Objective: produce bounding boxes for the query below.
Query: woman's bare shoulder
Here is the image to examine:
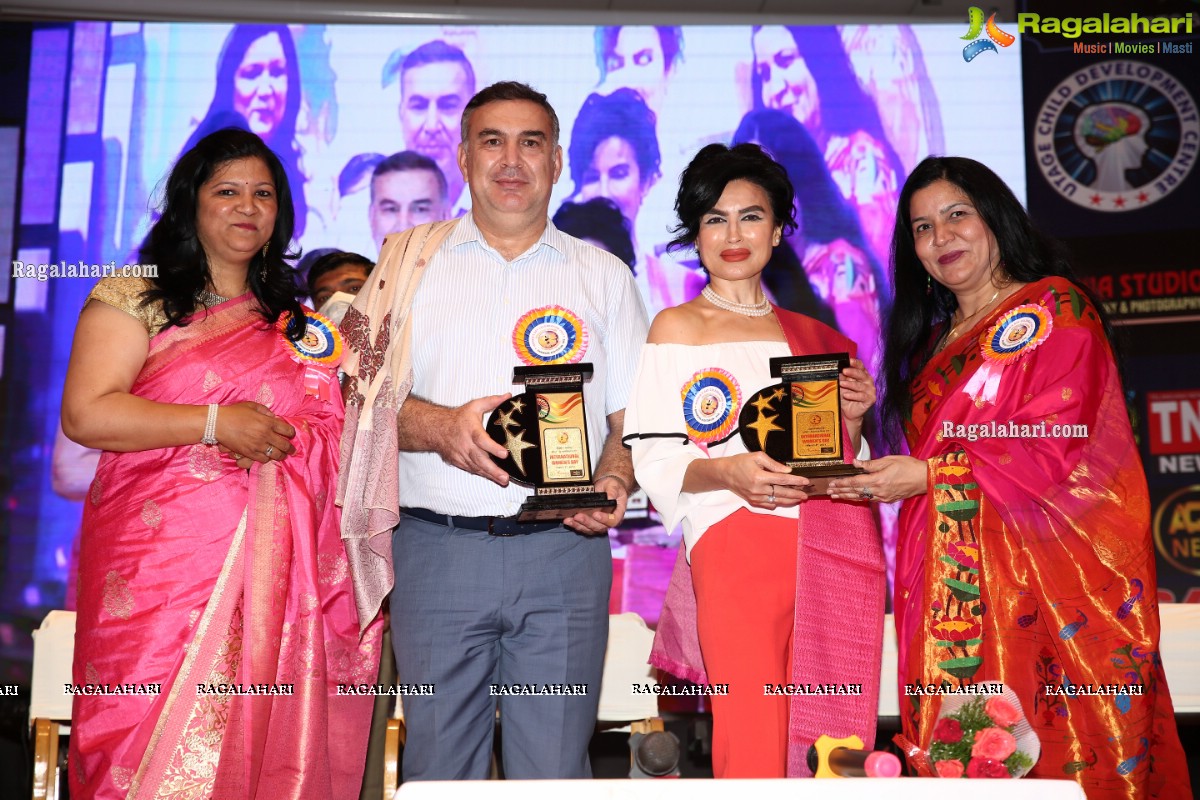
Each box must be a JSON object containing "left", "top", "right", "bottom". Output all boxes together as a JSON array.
[{"left": 647, "top": 302, "right": 708, "bottom": 345}]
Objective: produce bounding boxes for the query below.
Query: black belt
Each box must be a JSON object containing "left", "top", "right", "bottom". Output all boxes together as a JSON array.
[{"left": 401, "top": 507, "right": 563, "bottom": 536}]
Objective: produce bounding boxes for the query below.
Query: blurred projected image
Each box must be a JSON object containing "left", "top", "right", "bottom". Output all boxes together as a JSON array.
[{"left": 7, "top": 21, "right": 1022, "bottom": 623}]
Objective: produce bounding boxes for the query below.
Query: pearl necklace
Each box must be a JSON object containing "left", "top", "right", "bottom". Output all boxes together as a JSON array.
[{"left": 702, "top": 285, "right": 772, "bottom": 317}]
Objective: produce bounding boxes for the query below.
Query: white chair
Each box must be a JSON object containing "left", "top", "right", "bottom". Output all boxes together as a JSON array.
[
  {"left": 29, "top": 610, "right": 76, "bottom": 800},
  {"left": 596, "top": 612, "right": 660, "bottom": 728}
]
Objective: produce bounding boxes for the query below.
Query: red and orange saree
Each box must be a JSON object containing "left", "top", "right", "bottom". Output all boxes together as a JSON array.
[
  {"left": 895, "top": 277, "right": 1189, "bottom": 796},
  {"left": 69, "top": 292, "right": 379, "bottom": 799}
]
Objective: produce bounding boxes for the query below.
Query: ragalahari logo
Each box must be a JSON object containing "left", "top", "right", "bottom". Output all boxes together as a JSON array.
[{"left": 961, "top": 6, "right": 1016, "bottom": 61}]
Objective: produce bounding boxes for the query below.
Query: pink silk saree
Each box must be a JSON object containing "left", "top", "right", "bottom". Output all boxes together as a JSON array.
[
  {"left": 68, "top": 294, "right": 380, "bottom": 799},
  {"left": 895, "top": 277, "right": 1189, "bottom": 796}
]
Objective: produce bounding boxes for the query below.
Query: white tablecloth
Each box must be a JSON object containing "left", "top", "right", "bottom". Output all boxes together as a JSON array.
[{"left": 397, "top": 778, "right": 1087, "bottom": 799}]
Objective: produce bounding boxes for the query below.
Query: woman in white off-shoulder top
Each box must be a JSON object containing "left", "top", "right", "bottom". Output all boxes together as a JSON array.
[{"left": 624, "top": 143, "right": 884, "bottom": 779}]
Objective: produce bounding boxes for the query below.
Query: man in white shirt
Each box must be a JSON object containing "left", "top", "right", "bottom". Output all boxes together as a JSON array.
[{"left": 384, "top": 81, "right": 648, "bottom": 780}]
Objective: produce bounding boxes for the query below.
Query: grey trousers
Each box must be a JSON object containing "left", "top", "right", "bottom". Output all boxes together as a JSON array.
[{"left": 390, "top": 512, "right": 611, "bottom": 780}]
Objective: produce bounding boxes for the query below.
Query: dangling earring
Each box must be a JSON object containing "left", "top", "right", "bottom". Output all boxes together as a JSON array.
[
  {"left": 926, "top": 274, "right": 932, "bottom": 295},
  {"left": 261, "top": 242, "right": 269, "bottom": 281}
]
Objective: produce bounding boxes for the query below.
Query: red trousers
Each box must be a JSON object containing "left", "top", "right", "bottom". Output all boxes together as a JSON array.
[{"left": 690, "top": 509, "right": 797, "bottom": 778}]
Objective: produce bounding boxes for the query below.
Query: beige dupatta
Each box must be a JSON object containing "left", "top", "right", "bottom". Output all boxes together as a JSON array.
[{"left": 336, "top": 219, "right": 459, "bottom": 630}]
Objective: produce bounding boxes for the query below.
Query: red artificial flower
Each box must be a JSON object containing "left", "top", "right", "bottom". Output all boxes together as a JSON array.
[
  {"left": 966, "top": 757, "right": 1010, "bottom": 778},
  {"left": 932, "top": 717, "right": 963, "bottom": 744},
  {"left": 985, "top": 697, "right": 1021, "bottom": 727},
  {"left": 930, "top": 615, "right": 982, "bottom": 643},
  {"left": 935, "top": 759, "right": 966, "bottom": 778},
  {"left": 947, "top": 540, "right": 980, "bottom": 571},
  {"left": 971, "top": 727, "right": 1018, "bottom": 762}
]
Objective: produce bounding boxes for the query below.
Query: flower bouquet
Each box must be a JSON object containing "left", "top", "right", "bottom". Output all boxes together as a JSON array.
[{"left": 929, "top": 682, "right": 1040, "bottom": 778}]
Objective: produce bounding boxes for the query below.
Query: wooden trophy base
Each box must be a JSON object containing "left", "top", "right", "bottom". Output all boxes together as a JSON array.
[
  {"left": 791, "top": 462, "right": 867, "bottom": 497},
  {"left": 516, "top": 491, "right": 617, "bottom": 523}
]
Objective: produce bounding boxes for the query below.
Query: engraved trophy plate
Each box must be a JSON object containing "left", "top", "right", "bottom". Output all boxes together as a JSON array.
[
  {"left": 738, "top": 353, "right": 866, "bottom": 496},
  {"left": 486, "top": 364, "right": 616, "bottom": 524}
]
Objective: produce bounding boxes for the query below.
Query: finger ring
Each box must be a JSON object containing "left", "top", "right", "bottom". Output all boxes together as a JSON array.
[
  {"left": 860, "top": 487, "right": 873, "bottom": 500},
  {"left": 768, "top": 488, "right": 775, "bottom": 503},
  {"left": 265, "top": 446, "right": 274, "bottom": 458}
]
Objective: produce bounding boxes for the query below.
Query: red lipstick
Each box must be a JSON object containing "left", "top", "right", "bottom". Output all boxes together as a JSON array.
[
  {"left": 721, "top": 248, "right": 751, "bottom": 261},
  {"left": 937, "top": 251, "right": 964, "bottom": 265}
]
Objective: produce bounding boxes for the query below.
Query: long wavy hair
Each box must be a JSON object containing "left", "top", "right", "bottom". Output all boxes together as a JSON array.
[
  {"left": 183, "top": 24, "right": 307, "bottom": 237},
  {"left": 879, "top": 156, "right": 1114, "bottom": 449},
  {"left": 139, "top": 127, "right": 304, "bottom": 340}
]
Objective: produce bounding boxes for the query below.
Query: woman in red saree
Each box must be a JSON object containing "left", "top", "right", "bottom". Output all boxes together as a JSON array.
[
  {"left": 61, "top": 129, "right": 378, "bottom": 799},
  {"left": 829, "top": 156, "right": 1189, "bottom": 796}
]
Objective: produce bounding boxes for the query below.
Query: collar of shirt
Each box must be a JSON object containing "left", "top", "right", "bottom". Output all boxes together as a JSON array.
[{"left": 446, "top": 213, "right": 568, "bottom": 266}]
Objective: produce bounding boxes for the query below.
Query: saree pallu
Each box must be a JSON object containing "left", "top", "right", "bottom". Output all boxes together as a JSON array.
[
  {"left": 895, "top": 277, "right": 1189, "bottom": 797},
  {"left": 69, "top": 294, "right": 380, "bottom": 800}
]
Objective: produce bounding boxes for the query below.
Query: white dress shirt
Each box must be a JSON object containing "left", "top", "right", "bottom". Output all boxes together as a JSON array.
[{"left": 399, "top": 214, "right": 650, "bottom": 517}]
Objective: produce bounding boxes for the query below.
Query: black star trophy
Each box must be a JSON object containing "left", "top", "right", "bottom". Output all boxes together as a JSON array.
[
  {"left": 485, "top": 364, "right": 616, "bottom": 523},
  {"left": 738, "top": 353, "right": 865, "bottom": 496}
]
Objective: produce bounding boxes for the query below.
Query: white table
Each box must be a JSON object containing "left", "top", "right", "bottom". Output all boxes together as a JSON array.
[{"left": 397, "top": 778, "right": 1087, "bottom": 799}]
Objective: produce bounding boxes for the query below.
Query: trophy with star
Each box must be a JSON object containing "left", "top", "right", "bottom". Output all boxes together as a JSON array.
[
  {"left": 738, "top": 353, "right": 865, "bottom": 496},
  {"left": 485, "top": 364, "right": 616, "bottom": 523}
]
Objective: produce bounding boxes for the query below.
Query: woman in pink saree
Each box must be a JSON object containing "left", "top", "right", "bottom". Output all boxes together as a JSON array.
[
  {"left": 61, "top": 128, "right": 378, "bottom": 799},
  {"left": 829, "top": 157, "right": 1188, "bottom": 796}
]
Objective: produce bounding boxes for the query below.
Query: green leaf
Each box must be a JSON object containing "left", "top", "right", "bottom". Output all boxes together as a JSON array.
[
  {"left": 1069, "top": 287, "right": 1085, "bottom": 319},
  {"left": 938, "top": 555, "right": 979, "bottom": 574},
  {"left": 943, "top": 577, "right": 980, "bottom": 601}
]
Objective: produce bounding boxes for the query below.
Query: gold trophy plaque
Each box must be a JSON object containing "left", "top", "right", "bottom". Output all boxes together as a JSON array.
[
  {"left": 486, "top": 364, "right": 616, "bottom": 525},
  {"left": 738, "top": 353, "right": 865, "bottom": 496}
]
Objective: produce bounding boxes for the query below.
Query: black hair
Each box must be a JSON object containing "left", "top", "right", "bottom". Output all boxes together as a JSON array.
[
  {"left": 184, "top": 24, "right": 307, "bottom": 238},
  {"left": 371, "top": 150, "right": 448, "bottom": 201},
  {"left": 568, "top": 89, "right": 661, "bottom": 196},
  {"left": 305, "top": 250, "right": 374, "bottom": 300},
  {"left": 668, "top": 143, "right": 797, "bottom": 253},
  {"left": 748, "top": 25, "right": 903, "bottom": 195},
  {"left": 461, "top": 81, "right": 560, "bottom": 145},
  {"left": 139, "top": 127, "right": 305, "bottom": 340},
  {"left": 553, "top": 198, "right": 637, "bottom": 271},
  {"left": 402, "top": 40, "right": 476, "bottom": 92},
  {"left": 879, "top": 156, "right": 1115, "bottom": 450},
  {"left": 594, "top": 26, "right": 684, "bottom": 82}
]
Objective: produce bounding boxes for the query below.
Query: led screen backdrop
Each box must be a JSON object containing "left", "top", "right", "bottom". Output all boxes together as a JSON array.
[{"left": 5, "top": 21, "right": 1025, "bottom": 621}]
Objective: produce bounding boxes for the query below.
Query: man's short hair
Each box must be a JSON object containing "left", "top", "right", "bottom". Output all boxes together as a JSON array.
[
  {"left": 400, "top": 40, "right": 476, "bottom": 92},
  {"left": 371, "top": 150, "right": 448, "bottom": 202},
  {"left": 460, "top": 81, "right": 560, "bottom": 146},
  {"left": 305, "top": 250, "right": 374, "bottom": 300}
]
